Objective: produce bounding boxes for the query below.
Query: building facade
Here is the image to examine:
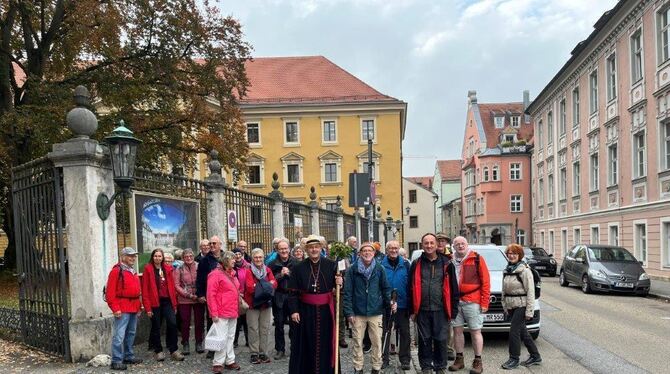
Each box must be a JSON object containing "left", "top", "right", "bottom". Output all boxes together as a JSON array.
[
  {"left": 402, "top": 177, "right": 437, "bottom": 255},
  {"left": 198, "top": 56, "right": 407, "bottom": 217},
  {"left": 527, "top": 0, "right": 670, "bottom": 278},
  {"left": 432, "top": 160, "right": 462, "bottom": 233},
  {"left": 461, "top": 91, "right": 534, "bottom": 245},
  {"left": 441, "top": 197, "right": 463, "bottom": 240}
]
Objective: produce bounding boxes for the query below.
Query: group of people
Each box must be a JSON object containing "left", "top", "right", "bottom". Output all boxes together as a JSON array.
[{"left": 105, "top": 232, "right": 542, "bottom": 374}]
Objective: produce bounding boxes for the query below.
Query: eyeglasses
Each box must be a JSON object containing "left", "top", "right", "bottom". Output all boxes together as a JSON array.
[
  {"left": 210, "top": 242, "right": 220, "bottom": 245},
  {"left": 506, "top": 252, "right": 519, "bottom": 256}
]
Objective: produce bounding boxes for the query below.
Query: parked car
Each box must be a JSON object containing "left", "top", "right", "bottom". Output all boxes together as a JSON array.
[
  {"left": 523, "top": 247, "right": 557, "bottom": 277},
  {"left": 559, "top": 244, "right": 651, "bottom": 296},
  {"left": 465, "top": 245, "right": 541, "bottom": 339}
]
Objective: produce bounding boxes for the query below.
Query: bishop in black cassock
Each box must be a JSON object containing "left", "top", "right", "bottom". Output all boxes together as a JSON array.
[{"left": 288, "top": 235, "right": 341, "bottom": 374}]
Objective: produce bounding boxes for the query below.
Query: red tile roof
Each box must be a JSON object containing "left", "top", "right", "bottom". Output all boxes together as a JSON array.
[
  {"left": 478, "top": 103, "right": 533, "bottom": 148},
  {"left": 406, "top": 176, "right": 434, "bottom": 190},
  {"left": 240, "top": 56, "right": 399, "bottom": 105},
  {"left": 436, "top": 160, "right": 462, "bottom": 181}
]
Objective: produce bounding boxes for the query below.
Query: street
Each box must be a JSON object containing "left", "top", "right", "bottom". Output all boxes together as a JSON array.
[{"left": 2, "top": 277, "right": 669, "bottom": 373}]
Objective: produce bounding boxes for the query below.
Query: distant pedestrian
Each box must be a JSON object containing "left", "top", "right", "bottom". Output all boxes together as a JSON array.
[
  {"left": 291, "top": 245, "right": 305, "bottom": 261},
  {"left": 195, "top": 239, "right": 210, "bottom": 263},
  {"left": 399, "top": 247, "right": 408, "bottom": 260},
  {"left": 380, "top": 240, "right": 411, "bottom": 371},
  {"left": 243, "top": 248, "right": 278, "bottom": 364},
  {"left": 106, "top": 247, "right": 143, "bottom": 371},
  {"left": 237, "top": 240, "right": 251, "bottom": 262},
  {"left": 233, "top": 248, "right": 250, "bottom": 348},
  {"left": 501, "top": 244, "right": 541, "bottom": 370},
  {"left": 172, "top": 249, "right": 184, "bottom": 269},
  {"left": 207, "top": 251, "right": 242, "bottom": 372},
  {"left": 142, "top": 248, "right": 184, "bottom": 362},
  {"left": 173, "top": 248, "right": 205, "bottom": 355}
]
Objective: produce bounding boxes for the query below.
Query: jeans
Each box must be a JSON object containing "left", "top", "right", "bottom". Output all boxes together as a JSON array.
[
  {"left": 416, "top": 310, "right": 449, "bottom": 370},
  {"left": 111, "top": 313, "right": 138, "bottom": 364},
  {"left": 178, "top": 303, "right": 205, "bottom": 345},
  {"left": 508, "top": 307, "right": 539, "bottom": 359},
  {"left": 150, "top": 298, "right": 178, "bottom": 353}
]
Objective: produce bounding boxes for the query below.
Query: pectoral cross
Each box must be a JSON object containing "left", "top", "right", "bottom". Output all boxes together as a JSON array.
[{"left": 312, "top": 282, "right": 318, "bottom": 292}]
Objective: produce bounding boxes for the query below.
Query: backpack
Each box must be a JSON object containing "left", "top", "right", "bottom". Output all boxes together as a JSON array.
[
  {"left": 506, "top": 265, "right": 541, "bottom": 299},
  {"left": 102, "top": 264, "right": 124, "bottom": 302}
]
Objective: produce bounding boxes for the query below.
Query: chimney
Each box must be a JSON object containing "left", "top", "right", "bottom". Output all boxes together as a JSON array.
[
  {"left": 523, "top": 90, "right": 530, "bottom": 124},
  {"left": 468, "top": 90, "right": 477, "bottom": 106}
]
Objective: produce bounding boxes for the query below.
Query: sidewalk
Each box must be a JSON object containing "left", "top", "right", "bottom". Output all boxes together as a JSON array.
[{"left": 650, "top": 276, "right": 670, "bottom": 301}]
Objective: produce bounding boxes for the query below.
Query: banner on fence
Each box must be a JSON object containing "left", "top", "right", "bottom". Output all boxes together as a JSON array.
[{"left": 227, "top": 210, "right": 238, "bottom": 242}]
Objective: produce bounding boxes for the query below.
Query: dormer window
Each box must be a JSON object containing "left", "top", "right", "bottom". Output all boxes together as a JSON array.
[
  {"left": 511, "top": 116, "right": 520, "bottom": 128},
  {"left": 503, "top": 134, "right": 516, "bottom": 143},
  {"left": 495, "top": 116, "right": 505, "bottom": 128}
]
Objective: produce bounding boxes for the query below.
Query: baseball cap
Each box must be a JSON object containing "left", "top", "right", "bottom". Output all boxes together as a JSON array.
[{"left": 121, "top": 247, "right": 138, "bottom": 256}]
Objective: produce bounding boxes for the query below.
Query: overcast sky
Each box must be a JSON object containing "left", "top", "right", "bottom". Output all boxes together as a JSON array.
[{"left": 220, "top": 0, "right": 618, "bottom": 177}]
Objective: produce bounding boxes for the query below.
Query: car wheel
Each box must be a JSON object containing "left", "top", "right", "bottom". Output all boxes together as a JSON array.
[
  {"left": 639, "top": 290, "right": 650, "bottom": 297},
  {"left": 581, "top": 275, "right": 592, "bottom": 294},
  {"left": 559, "top": 271, "right": 569, "bottom": 287},
  {"left": 530, "top": 330, "right": 539, "bottom": 340}
]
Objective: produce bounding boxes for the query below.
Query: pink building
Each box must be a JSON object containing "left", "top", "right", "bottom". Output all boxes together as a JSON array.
[
  {"left": 527, "top": 0, "right": 670, "bottom": 278},
  {"left": 461, "top": 91, "right": 534, "bottom": 245}
]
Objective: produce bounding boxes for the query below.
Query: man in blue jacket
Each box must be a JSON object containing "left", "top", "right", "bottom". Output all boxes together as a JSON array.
[
  {"left": 343, "top": 242, "right": 395, "bottom": 374},
  {"left": 380, "top": 240, "right": 411, "bottom": 370}
]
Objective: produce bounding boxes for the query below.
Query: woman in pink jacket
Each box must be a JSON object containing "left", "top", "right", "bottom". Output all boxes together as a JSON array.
[
  {"left": 207, "top": 251, "right": 241, "bottom": 372},
  {"left": 173, "top": 248, "right": 205, "bottom": 355}
]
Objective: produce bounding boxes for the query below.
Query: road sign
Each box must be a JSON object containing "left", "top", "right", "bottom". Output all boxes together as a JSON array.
[{"left": 227, "top": 210, "right": 238, "bottom": 242}]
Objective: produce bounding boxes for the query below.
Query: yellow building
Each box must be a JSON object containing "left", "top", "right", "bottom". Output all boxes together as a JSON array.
[{"left": 201, "top": 56, "right": 406, "bottom": 217}]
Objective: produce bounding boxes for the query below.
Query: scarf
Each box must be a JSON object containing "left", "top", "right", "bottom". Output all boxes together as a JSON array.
[
  {"left": 251, "top": 263, "right": 267, "bottom": 280},
  {"left": 357, "top": 258, "right": 376, "bottom": 280},
  {"left": 120, "top": 263, "right": 136, "bottom": 274},
  {"left": 505, "top": 261, "right": 523, "bottom": 275}
]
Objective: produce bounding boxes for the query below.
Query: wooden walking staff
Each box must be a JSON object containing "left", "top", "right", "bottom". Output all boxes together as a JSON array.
[{"left": 334, "top": 259, "right": 346, "bottom": 374}]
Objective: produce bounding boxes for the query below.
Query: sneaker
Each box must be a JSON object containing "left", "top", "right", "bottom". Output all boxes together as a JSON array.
[
  {"left": 122, "top": 357, "right": 143, "bottom": 365},
  {"left": 155, "top": 352, "right": 166, "bottom": 361},
  {"left": 448, "top": 354, "right": 464, "bottom": 371},
  {"left": 225, "top": 362, "right": 241, "bottom": 370},
  {"left": 250, "top": 354, "right": 260, "bottom": 364},
  {"left": 501, "top": 358, "right": 519, "bottom": 370},
  {"left": 273, "top": 351, "right": 285, "bottom": 360},
  {"left": 196, "top": 342, "right": 205, "bottom": 353},
  {"left": 171, "top": 351, "right": 185, "bottom": 361},
  {"left": 469, "top": 357, "right": 483, "bottom": 374},
  {"left": 110, "top": 362, "right": 127, "bottom": 371},
  {"left": 259, "top": 354, "right": 271, "bottom": 363},
  {"left": 521, "top": 355, "right": 542, "bottom": 367},
  {"left": 182, "top": 342, "right": 190, "bottom": 355}
]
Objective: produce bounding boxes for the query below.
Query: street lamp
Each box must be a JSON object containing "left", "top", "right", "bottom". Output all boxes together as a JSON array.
[
  {"left": 96, "top": 121, "right": 142, "bottom": 220},
  {"left": 405, "top": 206, "right": 410, "bottom": 216}
]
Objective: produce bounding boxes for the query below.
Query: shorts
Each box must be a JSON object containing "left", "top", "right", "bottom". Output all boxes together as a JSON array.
[{"left": 450, "top": 301, "right": 484, "bottom": 330}]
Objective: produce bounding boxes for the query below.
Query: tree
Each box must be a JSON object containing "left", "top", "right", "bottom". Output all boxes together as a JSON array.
[{"left": 0, "top": 0, "right": 252, "bottom": 269}]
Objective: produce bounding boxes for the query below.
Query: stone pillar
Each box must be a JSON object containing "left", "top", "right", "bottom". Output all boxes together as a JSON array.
[
  {"left": 47, "top": 86, "right": 118, "bottom": 361},
  {"left": 269, "top": 172, "right": 285, "bottom": 240},
  {"left": 205, "top": 150, "right": 227, "bottom": 249},
  {"left": 309, "top": 186, "right": 320, "bottom": 236},
  {"left": 335, "top": 196, "right": 344, "bottom": 242}
]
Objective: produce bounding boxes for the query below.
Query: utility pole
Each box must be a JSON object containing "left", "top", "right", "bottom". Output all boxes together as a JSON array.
[{"left": 367, "top": 138, "right": 374, "bottom": 242}]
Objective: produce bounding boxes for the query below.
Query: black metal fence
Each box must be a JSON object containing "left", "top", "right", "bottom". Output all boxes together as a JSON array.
[
  {"left": 224, "top": 187, "right": 274, "bottom": 251},
  {"left": 283, "top": 201, "right": 312, "bottom": 247},
  {"left": 318, "top": 209, "right": 338, "bottom": 243},
  {"left": 11, "top": 157, "right": 70, "bottom": 359},
  {"left": 0, "top": 307, "right": 20, "bottom": 332}
]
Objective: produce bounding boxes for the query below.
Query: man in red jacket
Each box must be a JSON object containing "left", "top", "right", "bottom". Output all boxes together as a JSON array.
[{"left": 106, "top": 247, "right": 143, "bottom": 371}]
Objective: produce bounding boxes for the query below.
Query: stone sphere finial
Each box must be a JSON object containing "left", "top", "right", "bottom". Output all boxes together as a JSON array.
[
  {"left": 336, "top": 195, "right": 342, "bottom": 207},
  {"left": 66, "top": 85, "right": 98, "bottom": 139},
  {"left": 309, "top": 186, "right": 317, "bottom": 202},
  {"left": 272, "top": 172, "right": 280, "bottom": 191},
  {"left": 208, "top": 149, "right": 221, "bottom": 176}
]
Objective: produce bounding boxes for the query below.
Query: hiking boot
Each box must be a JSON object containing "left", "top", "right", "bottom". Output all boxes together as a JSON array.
[
  {"left": 181, "top": 342, "right": 190, "bottom": 355},
  {"left": 469, "top": 357, "right": 483, "bottom": 374},
  {"left": 521, "top": 355, "right": 542, "bottom": 367},
  {"left": 195, "top": 342, "right": 205, "bottom": 353},
  {"left": 171, "top": 351, "right": 185, "bottom": 361},
  {"left": 122, "top": 357, "right": 143, "bottom": 365},
  {"left": 501, "top": 358, "right": 519, "bottom": 370},
  {"left": 259, "top": 354, "right": 271, "bottom": 363},
  {"left": 225, "top": 362, "right": 241, "bottom": 370},
  {"left": 110, "top": 362, "right": 127, "bottom": 371},
  {"left": 155, "top": 351, "right": 166, "bottom": 361},
  {"left": 250, "top": 354, "right": 260, "bottom": 364},
  {"left": 448, "top": 355, "right": 464, "bottom": 371}
]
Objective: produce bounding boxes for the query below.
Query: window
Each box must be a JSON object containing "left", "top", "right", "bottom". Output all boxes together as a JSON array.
[
  {"left": 606, "top": 53, "right": 617, "bottom": 101},
  {"left": 549, "top": 231, "right": 555, "bottom": 254},
  {"left": 659, "top": 8, "right": 670, "bottom": 64},
  {"left": 609, "top": 224, "right": 619, "bottom": 246},
  {"left": 591, "top": 225, "right": 600, "bottom": 244},
  {"left": 559, "top": 99, "right": 566, "bottom": 135},
  {"left": 511, "top": 116, "right": 520, "bottom": 128},
  {"left": 538, "top": 179, "right": 544, "bottom": 205},
  {"left": 540, "top": 231, "right": 545, "bottom": 248},
  {"left": 559, "top": 168, "right": 567, "bottom": 200},
  {"left": 492, "top": 166, "right": 499, "bottom": 181},
  {"left": 322, "top": 120, "right": 337, "bottom": 143},
  {"left": 548, "top": 174, "right": 554, "bottom": 203},
  {"left": 608, "top": 144, "right": 617, "bottom": 186},
  {"left": 663, "top": 121, "right": 670, "bottom": 170},
  {"left": 409, "top": 189, "right": 417, "bottom": 203},
  {"left": 483, "top": 167, "right": 489, "bottom": 182},
  {"left": 573, "top": 161, "right": 581, "bottom": 195},
  {"left": 248, "top": 165, "right": 261, "bottom": 185},
  {"left": 504, "top": 134, "right": 515, "bottom": 143},
  {"left": 662, "top": 221, "right": 670, "bottom": 267},
  {"left": 547, "top": 111, "right": 553, "bottom": 144},
  {"left": 631, "top": 30, "right": 643, "bottom": 83},
  {"left": 561, "top": 229, "right": 568, "bottom": 258},
  {"left": 324, "top": 163, "right": 337, "bottom": 182},
  {"left": 287, "top": 164, "right": 300, "bottom": 183},
  {"left": 361, "top": 119, "right": 375, "bottom": 141},
  {"left": 590, "top": 153, "right": 599, "bottom": 191},
  {"left": 494, "top": 116, "right": 504, "bottom": 128},
  {"left": 538, "top": 120, "right": 544, "bottom": 148},
  {"left": 516, "top": 229, "right": 525, "bottom": 245},
  {"left": 285, "top": 121, "right": 299, "bottom": 144},
  {"left": 572, "top": 88, "right": 580, "bottom": 126},
  {"left": 589, "top": 70, "right": 598, "bottom": 114},
  {"left": 246, "top": 123, "right": 260, "bottom": 144},
  {"left": 510, "top": 195, "right": 522, "bottom": 212},
  {"left": 325, "top": 203, "right": 338, "bottom": 211},
  {"left": 409, "top": 242, "right": 418, "bottom": 253},
  {"left": 409, "top": 216, "right": 418, "bottom": 228},
  {"left": 634, "top": 222, "right": 647, "bottom": 265},
  {"left": 574, "top": 227, "right": 581, "bottom": 245},
  {"left": 633, "top": 131, "right": 646, "bottom": 178},
  {"left": 510, "top": 163, "right": 521, "bottom": 180},
  {"left": 250, "top": 206, "right": 263, "bottom": 225}
]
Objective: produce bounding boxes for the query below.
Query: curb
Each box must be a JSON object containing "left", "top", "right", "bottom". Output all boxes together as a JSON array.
[{"left": 648, "top": 292, "right": 670, "bottom": 302}]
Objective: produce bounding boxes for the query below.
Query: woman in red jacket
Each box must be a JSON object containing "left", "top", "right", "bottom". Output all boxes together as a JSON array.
[
  {"left": 244, "top": 248, "right": 277, "bottom": 365},
  {"left": 142, "top": 248, "right": 184, "bottom": 362}
]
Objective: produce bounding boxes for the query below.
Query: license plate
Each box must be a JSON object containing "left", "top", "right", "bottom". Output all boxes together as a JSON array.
[
  {"left": 535, "top": 266, "right": 546, "bottom": 270},
  {"left": 615, "top": 282, "right": 634, "bottom": 288},
  {"left": 483, "top": 313, "right": 505, "bottom": 322}
]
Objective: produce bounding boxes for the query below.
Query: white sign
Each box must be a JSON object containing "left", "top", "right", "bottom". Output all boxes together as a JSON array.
[{"left": 227, "top": 210, "right": 238, "bottom": 242}]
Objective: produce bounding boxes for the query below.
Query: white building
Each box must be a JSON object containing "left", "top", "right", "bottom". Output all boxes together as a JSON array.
[{"left": 403, "top": 177, "right": 437, "bottom": 255}]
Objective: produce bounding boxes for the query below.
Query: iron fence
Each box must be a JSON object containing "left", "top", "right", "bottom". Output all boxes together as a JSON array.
[
  {"left": 0, "top": 307, "right": 20, "bottom": 332},
  {"left": 224, "top": 187, "right": 274, "bottom": 251},
  {"left": 283, "top": 201, "right": 312, "bottom": 247},
  {"left": 343, "top": 213, "right": 356, "bottom": 241},
  {"left": 318, "top": 208, "right": 338, "bottom": 243}
]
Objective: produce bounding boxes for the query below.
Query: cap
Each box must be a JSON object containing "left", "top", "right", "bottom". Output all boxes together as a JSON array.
[
  {"left": 436, "top": 232, "right": 449, "bottom": 240},
  {"left": 305, "top": 234, "right": 321, "bottom": 246},
  {"left": 121, "top": 247, "right": 138, "bottom": 256}
]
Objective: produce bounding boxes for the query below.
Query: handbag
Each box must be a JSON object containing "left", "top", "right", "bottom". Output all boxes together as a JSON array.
[
  {"left": 253, "top": 277, "right": 275, "bottom": 309},
  {"left": 238, "top": 294, "right": 249, "bottom": 315},
  {"left": 204, "top": 321, "right": 226, "bottom": 351}
]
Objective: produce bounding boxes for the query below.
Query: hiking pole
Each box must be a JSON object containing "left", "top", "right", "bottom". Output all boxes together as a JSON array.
[
  {"left": 382, "top": 289, "right": 398, "bottom": 362},
  {"left": 334, "top": 260, "right": 346, "bottom": 374}
]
